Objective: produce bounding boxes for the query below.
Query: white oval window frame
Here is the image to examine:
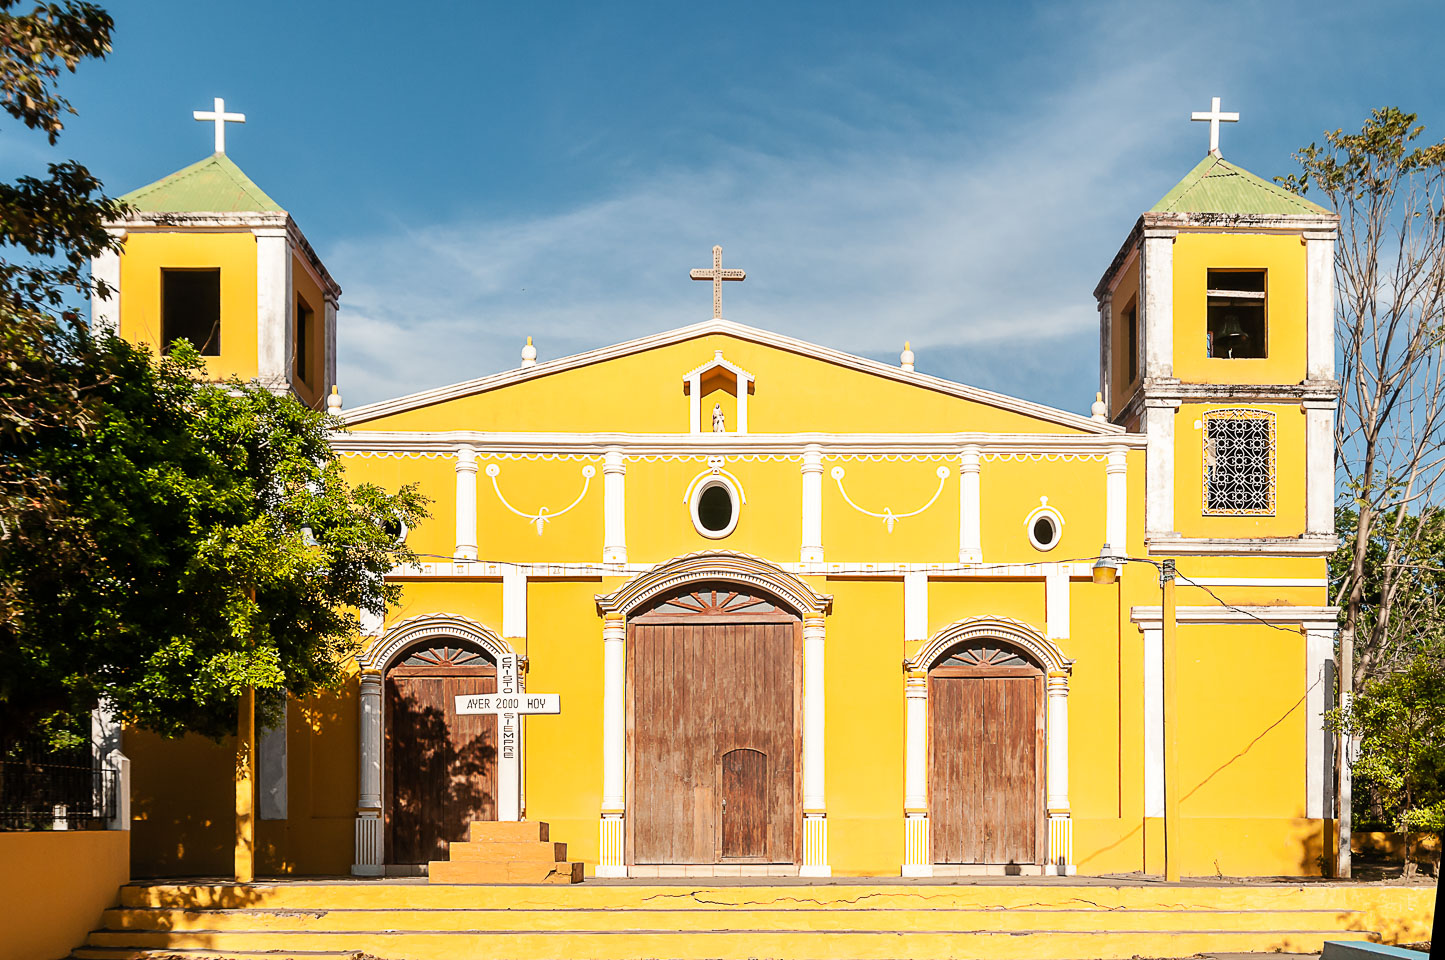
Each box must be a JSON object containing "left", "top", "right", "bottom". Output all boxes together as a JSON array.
[
  {"left": 691, "top": 476, "right": 741, "bottom": 539},
  {"left": 1024, "top": 498, "right": 1063, "bottom": 552}
]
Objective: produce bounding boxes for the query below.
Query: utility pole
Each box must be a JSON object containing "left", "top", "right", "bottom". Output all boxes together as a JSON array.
[
  {"left": 235, "top": 684, "right": 255, "bottom": 883},
  {"left": 1336, "top": 626, "right": 1352, "bottom": 879},
  {"left": 1162, "top": 559, "right": 1181, "bottom": 883}
]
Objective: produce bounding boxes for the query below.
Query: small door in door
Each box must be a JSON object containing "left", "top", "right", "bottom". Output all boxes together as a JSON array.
[{"left": 720, "top": 748, "right": 768, "bottom": 859}]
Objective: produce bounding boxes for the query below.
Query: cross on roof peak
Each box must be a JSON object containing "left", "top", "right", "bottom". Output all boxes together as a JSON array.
[
  {"left": 689, "top": 245, "right": 746, "bottom": 320},
  {"left": 1190, "top": 96, "right": 1239, "bottom": 156},
  {"left": 193, "top": 97, "right": 246, "bottom": 154}
]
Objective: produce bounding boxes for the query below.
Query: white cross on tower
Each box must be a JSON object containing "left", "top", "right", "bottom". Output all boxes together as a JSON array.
[
  {"left": 1191, "top": 96, "right": 1239, "bottom": 156},
  {"left": 689, "top": 245, "right": 746, "bottom": 319},
  {"left": 193, "top": 97, "right": 246, "bottom": 154}
]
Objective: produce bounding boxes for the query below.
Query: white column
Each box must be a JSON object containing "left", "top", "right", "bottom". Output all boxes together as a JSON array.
[
  {"left": 1044, "top": 571, "right": 1070, "bottom": 640},
  {"left": 502, "top": 568, "right": 527, "bottom": 640},
  {"left": 1142, "top": 627, "right": 1164, "bottom": 818},
  {"left": 89, "top": 229, "right": 124, "bottom": 335},
  {"left": 903, "top": 572, "right": 928, "bottom": 643},
  {"left": 736, "top": 382, "right": 749, "bottom": 434},
  {"left": 602, "top": 449, "right": 627, "bottom": 563},
  {"left": 1106, "top": 445, "right": 1128, "bottom": 554},
  {"left": 902, "top": 674, "right": 931, "bottom": 877},
  {"left": 958, "top": 446, "right": 982, "bottom": 563},
  {"left": 1144, "top": 400, "right": 1177, "bottom": 538},
  {"left": 352, "top": 671, "right": 384, "bottom": 876},
  {"left": 1304, "top": 401, "right": 1336, "bottom": 538},
  {"left": 324, "top": 294, "right": 338, "bottom": 396},
  {"left": 688, "top": 374, "right": 702, "bottom": 433},
  {"left": 497, "top": 653, "right": 521, "bottom": 822},
  {"left": 92, "top": 703, "right": 129, "bottom": 830},
  {"left": 254, "top": 228, "right": 292, "bottom": 391},
  {"left": 1140, "top": 228, "right": 1175, "bottom": 380},
  {"left": 597, "top": 618, "right": 627, "bottom": 876},
  {"left": 1305, "top": 625, "right": 1336, "bottom": 820},
  {"left": 800, "top": 446, "right": 824, "bottom": 564},
  {"left": 258, "top": 700, "right": 288, "bottom": 820},
  {"left": 454, "top": 445, "right": 478, "bottom": 561},
  {"left": 801, "top": 616, "right": 830, "bottom": 876},
  {"left": 1305, "top": 233, "right": 1336, "bottom": 382},
  {"left": 1046, "top": 672, "right": 1075, "bottom": 875}
]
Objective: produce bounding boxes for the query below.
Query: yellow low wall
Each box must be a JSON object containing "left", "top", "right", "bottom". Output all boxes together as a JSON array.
[{"left": 0, "top": 831, "right": 130, "bottom": 960}]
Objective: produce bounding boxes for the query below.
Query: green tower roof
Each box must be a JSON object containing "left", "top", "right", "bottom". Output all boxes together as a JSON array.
[
  {"left": 1150, "top": 153, "right": 1329, "bottom": 216},
  {"left": 120, "top": 153, "right": 284, "bottom": 213}
]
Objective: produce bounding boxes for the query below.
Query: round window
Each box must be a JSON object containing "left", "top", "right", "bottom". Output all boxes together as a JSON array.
[
  {"left": 1025, "top": 498, "right": 1063, "bottom": 552},
  {"left": 691, "top": 477, "right": 740, "bottom": 539}
]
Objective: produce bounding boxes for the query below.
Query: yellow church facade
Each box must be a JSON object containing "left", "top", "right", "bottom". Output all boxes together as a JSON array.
[{"left": 103, "top": 130, "right": 1343, "bottom": 880}]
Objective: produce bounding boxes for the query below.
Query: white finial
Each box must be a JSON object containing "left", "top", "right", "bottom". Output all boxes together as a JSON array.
[
  {"left": 900, "top": 340, "right": 915, "bottom": 372},
  {"left": 193, "top": 97, "right": 246, "bottom": 154},
  {"left": 1190, "top": 96, "right": 1239, "bottom": 155},
  {"left": 1091, "top": 391, "right": 1107, "bottom": 421},
  {"left": 520, "top": 335, "right": 537, "bottom": 367},
  {"left": 327, "top": 384, "right": 343, "bottom": 415}
]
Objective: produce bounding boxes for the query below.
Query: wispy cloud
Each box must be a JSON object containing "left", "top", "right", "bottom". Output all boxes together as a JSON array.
[{"left": 327, "top": 15, "right": 1201, "bottom": 413}]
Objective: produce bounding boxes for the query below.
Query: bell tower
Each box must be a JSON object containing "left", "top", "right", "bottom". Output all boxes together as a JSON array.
[
  {"left": 90, "top": 99, "right": 341, "bottom": 409},
  {"left": 1093, "top": 99, "right": 1339, "bottom": 554}
]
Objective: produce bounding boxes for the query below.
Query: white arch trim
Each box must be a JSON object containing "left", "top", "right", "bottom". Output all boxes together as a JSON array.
[
  {"left": 357, "top": 611, "right": 514, "bottom": 671},
  {"left": 908, "top": 615, "right": 1072, "bottom": 674},
  {"left": 596, "top": 550, "right": 832, "bottom": 617}
]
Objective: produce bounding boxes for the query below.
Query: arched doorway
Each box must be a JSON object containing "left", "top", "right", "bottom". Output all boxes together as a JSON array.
[
  {"left": 928, "top": 638, "right": 1045, "bottom": 866},
  {"left": 384, "top": 638, "right": 498, "bottom": 865},
  {"left": 627, "top": 584, "right": 800, "bottom": 865}
]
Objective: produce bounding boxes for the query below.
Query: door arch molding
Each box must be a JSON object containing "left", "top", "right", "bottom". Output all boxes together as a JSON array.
[
  {"left": 907, "top": 615, "right": 1071, "bottom": 675},
  {"left": 596, "top": 550, "right": 832, "bottom": 618}
]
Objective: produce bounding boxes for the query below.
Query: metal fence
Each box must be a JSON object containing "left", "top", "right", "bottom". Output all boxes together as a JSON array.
[{"left": 0, "top": 759, "right": 118, "bottom": 831}]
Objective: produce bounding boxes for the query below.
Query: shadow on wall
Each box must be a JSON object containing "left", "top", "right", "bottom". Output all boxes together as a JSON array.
[
  {"left": 128, "top": 729, "right": 234, "bottom": 878},
  {"left": 388, "top": 690, "right": 496, "bottom": 864}
]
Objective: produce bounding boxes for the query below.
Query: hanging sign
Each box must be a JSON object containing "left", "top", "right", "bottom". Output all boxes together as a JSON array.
[{"left": 454, "top": 692, "right": 561, "bottom": 715}]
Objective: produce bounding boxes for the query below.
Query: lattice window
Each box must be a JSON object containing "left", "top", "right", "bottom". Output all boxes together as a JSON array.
[
  {"left": 400, "top": 642, "right": 494, "bottom": 667},
  {"left": 936, "top": 642, "right": 1032, "bottom": 669},
  {"left": 1203, "top": 408, "right": 1275, "bottom": 515},
  {"left": 648, "top": 586, "right": 783, "bottom": 616}
]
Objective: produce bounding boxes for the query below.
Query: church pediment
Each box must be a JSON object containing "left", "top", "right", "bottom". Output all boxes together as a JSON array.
[{"left": 342, "top": 320, "right": 1120, "bottom": 437}]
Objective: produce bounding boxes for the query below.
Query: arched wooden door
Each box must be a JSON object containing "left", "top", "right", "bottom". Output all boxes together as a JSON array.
[
  {"left": 628, "top": 586, "right": 800, "bottom": 865},
  {"left": 928, "top": 640, "right": 1045, "bottom": 865},
  {"left": 385, "top": 640, "right": 498, "bottom": 865}
]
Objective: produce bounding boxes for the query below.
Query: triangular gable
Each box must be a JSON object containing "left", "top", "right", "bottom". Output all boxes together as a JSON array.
[
  {"left": 343, "top": 320, "right": 1122, "bottom": 436},
  {"left": 1150, "top": 154, "right": 1329, "bottom": 216},
  {"left": 120, "top": 153, "right": 284, "bottom": 214}
]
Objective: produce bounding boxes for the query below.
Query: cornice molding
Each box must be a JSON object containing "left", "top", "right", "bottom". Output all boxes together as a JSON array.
[
  {"left": 1145, "top": 535, "right": 1339, "bottom": 557},
  {"left": 1131, "top": 605, "right": 1339, "bottom": 628},
  {"left": 1142, "top": 379, "right": 1340, "bottom": 403}
]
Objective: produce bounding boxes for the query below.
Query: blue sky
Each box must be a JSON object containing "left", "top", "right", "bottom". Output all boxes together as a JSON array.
[{"left": 13, "top": 1, "right": 1445, "bottom": 411}]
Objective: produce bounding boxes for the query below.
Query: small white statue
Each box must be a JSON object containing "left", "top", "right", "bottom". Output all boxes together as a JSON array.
[{"left": 712, "top": 403, "right": 726, "bottom": 433}]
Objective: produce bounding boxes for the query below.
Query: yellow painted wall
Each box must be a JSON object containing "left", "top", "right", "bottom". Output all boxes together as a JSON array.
[
  {"left": 1172, "top": 232, "right": 1308, "bottom": 385},
  {"left": 1174, "top": 402, "right": 1305, "bottom": 538},
  {"left": 0, "top": 830, "right": 129, "bottom": 960},
  {"left": 823, "top": 457, "right": 957, "bottom": 563},
  {"left": 118, "top": 231, "right": 259, "bottom": 381},
  {"left": 291, "top": 252, "right": 327, "bottom": 408}
]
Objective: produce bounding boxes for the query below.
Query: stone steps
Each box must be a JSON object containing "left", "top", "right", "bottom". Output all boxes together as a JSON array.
[{"left": 426, "top": 819, "right": 583, "bottom": 884}]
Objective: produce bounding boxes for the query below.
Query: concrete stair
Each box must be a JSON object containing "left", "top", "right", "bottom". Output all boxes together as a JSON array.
[
  {"left": 426, "top": 820, "right": 583, "bottom": 884},
  {"left": 73, "top": 881, "right": 1435, "bottom": 960}
]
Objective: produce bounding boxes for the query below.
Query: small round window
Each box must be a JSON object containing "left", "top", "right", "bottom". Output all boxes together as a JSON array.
[
  {"left": 1025, "top": 498, "right": 1063, "bottom": 552},
  {"left": 691, "top": 477, "right": 740, "bottom": 539}
]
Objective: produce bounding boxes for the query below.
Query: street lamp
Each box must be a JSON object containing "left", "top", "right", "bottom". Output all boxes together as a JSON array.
[{"left": 1092, "top": 545, "right": 1183, "bottom": 883}]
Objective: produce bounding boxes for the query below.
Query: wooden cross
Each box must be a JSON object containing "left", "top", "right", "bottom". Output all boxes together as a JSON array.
[
  {"left": 1190, "top": 96, "right": 1239, "bottom": 155},
  {"left": 690, "top": 245, "right": 746, "bottom": 319},
  {"left": 194, "top": 97, "right": 246, "bottom": 154}
]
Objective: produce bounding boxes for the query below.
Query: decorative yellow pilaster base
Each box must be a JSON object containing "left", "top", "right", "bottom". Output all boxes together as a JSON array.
[
  {"left": 902, "top": 813, "right": 932, "bottom": 877},
  {"left": 596, "top": 814, "right": 625, "bottom": 878},
  {"left": 800, "top": 813, "right": 830, "bottom": 877},
  {"left": 1047, "top": 812, "right": 1075, "bottom": 876}
]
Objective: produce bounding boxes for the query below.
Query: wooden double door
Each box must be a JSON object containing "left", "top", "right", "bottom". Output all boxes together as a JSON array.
[
  {"left": 385, "top": 643, "right": 499, "bottom": 865},
  {"left": 928, "top": 642, "right": 1045, "bottom": 865},
  {"left": 628, "top": 587, "right": 800, "bottom": 864}
]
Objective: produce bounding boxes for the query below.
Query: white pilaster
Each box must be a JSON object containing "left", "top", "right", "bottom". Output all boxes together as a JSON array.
[
  {"left": 502, "top": 568, "right": 527, "bottom": 640},
  {"left": 1305, "top": 625, "right": 1336, "bottom": 820},
  {"left": 1142, "top": 627, "right": 1164, "bottom": 818},
  {"left": 352, "top": 671, "right": 384, "bottom": 876},
  {"left": 902, "top": 674, "right": 931, "bottom": 876},
  {"left": 92, "top": 703, "right": 129, "bottom": 830},
  {"left": 89, "top": 230, "right": 124, "bottom": 335},
  {"left": 800, "top": 616, "right": 830, "bottom": 876},
  {"left": 1140, "top": 229, "right": 1176, "bottom": 380},
  {"left": 1305, "top": 233, "right": 1336, "bottom": 382},
  {"left": 958, "top": 446, "right": 982, "bottom": 563},
  {"left": 736, "top": 381, "right": 749, "bottom": 434},
  {"left": 1144, "top": 400, "right": 1178, "bottom": 537},
  {"left": 602, "top": 449, "right": 627, "bottom": 563},
  {"left": 688, "top": 374, "right": 702, "bottom": 433},
  {"left": 1098, "top": 293, "right": 1113, "bottom": 414},
  {"left": 254, "top": 228, "right": 292, "bottom": 390},
  {"left": 1304, "top": 401, "right": 1336, "bottom": 538},
  {"left": 903, "top": 572, "right": 928, "bottom": 643},
  {"left": 597, "top": 618, "right": 627, "bottom": 877},
  {"left": 800, "top": 445, "right": 824, "bottom": 564},
  {"left": 258, "top": 700, "right": 288, "bottom": 820},
  {"left": 324, "top": 294, "right": 338, "bottom": 396},
  {"left": 1046, "top": 671, "right": 1075, "bottom": 874},
  {"left": 454, "top": 445, "right": 478, "bottom": 561},
  {"left": 497, "top": 653, "right": 521, "bottom": 821},
  {"left": 1044, "top": 571, "right": 1070, "bottom": 640},
  {"left": 1106, "top": 446, "right": 1128, "bottom": 554}
]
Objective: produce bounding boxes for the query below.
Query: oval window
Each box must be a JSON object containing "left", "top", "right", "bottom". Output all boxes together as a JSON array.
[
  {"left": 1025, "top": 502, "right": 1063, "bottom": 552},
  {"left": 691, "top": 477, "right": 740, "bottom": 539},
  {"left": 1031, "top": 515, "right": 1057, "bottom": 548}
]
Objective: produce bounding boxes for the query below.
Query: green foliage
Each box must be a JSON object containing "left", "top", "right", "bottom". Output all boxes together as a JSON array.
[{"left": 1277, "top": 106, "right": 1445, "bottom": 199}]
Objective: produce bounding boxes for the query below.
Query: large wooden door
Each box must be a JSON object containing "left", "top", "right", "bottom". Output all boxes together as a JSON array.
[
  {"left": 929, "top": 642, "right": 1043, "bottom": 865},
  {"left": 629, "top": 587, "right": 799, "bottom": 864},
  {"left": 385, "top": 643, "right": 498, "bottom": 865}
]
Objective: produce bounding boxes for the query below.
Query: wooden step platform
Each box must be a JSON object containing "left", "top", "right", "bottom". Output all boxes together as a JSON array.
[{"left": 427, "top": 820, "right": 583, "bottom": 884}]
